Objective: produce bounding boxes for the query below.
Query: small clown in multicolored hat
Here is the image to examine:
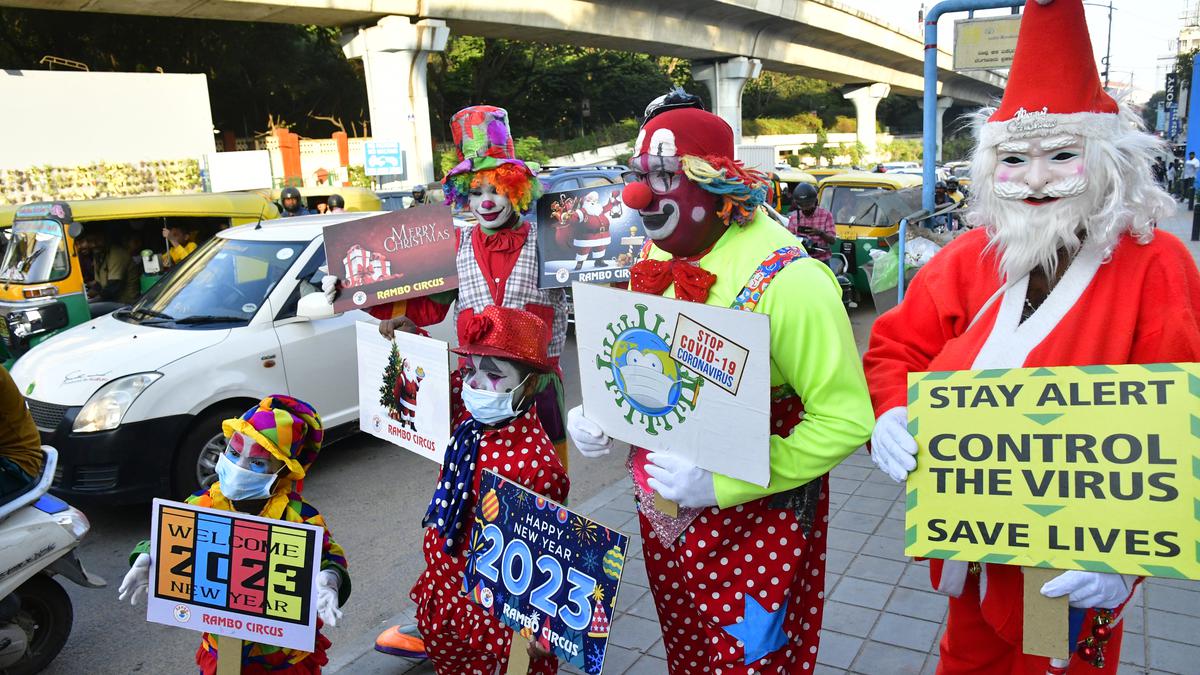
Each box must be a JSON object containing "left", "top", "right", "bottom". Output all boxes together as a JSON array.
[{"left": 118, "top": 395, "right": 351, "bottom": 675}]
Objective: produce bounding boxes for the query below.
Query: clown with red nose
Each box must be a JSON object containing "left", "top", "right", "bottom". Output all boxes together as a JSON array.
[
  {"left": 864, "top": 1, "right": 1200, "bottom": 673},
  {"left": 568, "top": 93, "right": 875, "bottom": 673}
]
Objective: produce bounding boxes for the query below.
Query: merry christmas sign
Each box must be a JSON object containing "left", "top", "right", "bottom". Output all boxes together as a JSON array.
[
  {"left": 905, "top": 364, "right": 1200, "bottom": 580},
  {"left": 463, "top": 470, "right": 630, "bottom": 674},
  {"left": 146, "top": 499, "right": 323, "bottom": 651},
  {"left": 573, "top": 282, "right": 772, "bottom": 486},
  {"left": 356, "top": 322, "right": 452, "bottom": 463},
  {"left": 323, "top": 205, "right": 458, "bottom": 313},
  {"left": 535, "top": 183, "right": 644, "bottom": 289}
]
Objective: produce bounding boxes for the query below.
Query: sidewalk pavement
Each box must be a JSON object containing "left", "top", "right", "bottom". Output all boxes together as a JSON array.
[{"left": 335, "top": 207, "right": 1200, "bottom": 675}]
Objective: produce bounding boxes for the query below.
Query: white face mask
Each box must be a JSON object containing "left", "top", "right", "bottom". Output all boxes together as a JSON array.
[
  {"left": 462, "top": 376, "right": 529, "bottom": 425},
  {"left": 216, "top": 453, "right": 279, "bottom": 501}
]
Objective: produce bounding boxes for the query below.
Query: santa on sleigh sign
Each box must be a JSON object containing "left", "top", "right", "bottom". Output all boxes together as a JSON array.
[{"left": 535, "top": 183, "right": 645, "bottom": 289}]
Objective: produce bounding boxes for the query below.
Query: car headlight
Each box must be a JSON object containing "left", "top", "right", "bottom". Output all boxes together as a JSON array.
[{"left": 72, "top": 373, "right": 162, "bottom": 433}]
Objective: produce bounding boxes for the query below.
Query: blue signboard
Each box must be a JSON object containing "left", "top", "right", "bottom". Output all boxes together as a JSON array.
[
  {"left": 363, "top": 140, "right": 407, "bottom": 178},
  {"left": 464, "top": 470, "right": 629, "bottom": 674}
]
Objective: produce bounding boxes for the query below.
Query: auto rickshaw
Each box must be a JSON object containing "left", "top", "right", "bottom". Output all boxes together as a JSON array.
[
  {"left": 267, "top": 185, "right": 382, "bottom": 213},
  {"left": 808, "top": 167, "right": 849, "bottom": 183},
  {"left": 0, "top": 192, "right": 279, "bottom": 366},
  {"left": 774, "top": 167, "right": 818, "bottom": 211},
  {"left": 817, "top": 172, "right": 923, "bottom": 297}
]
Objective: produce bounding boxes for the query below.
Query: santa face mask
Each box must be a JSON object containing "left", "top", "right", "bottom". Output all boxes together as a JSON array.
[
  {"left": 469, "top": 178, "right": 515, "bottom": 229},
  {"left": 992, "top": 135, "right": 1088, "bottom": 204},
  {"left": 627, "top": 152, "right": 727, "bottom": 257}
]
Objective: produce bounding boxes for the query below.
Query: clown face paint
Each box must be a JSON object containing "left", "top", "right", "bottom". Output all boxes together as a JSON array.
[
  {"left": 993, "top": 135, "right": 1087, "bottom": 205},
  {"left": 462, "top": 354, "right": 530, "bottom": 394},
  {"left": 469, "top": 178, "right": 515, "bottom": 229},
  {"left": 627, "top": 153, "right": 727, "bottom": 257},
  {"left": 225, "top": 432, "right": 285, "bottom": 475}
]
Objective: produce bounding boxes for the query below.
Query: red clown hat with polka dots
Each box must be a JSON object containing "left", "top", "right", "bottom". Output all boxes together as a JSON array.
[{"left": 979, "top": 0, "right": 1121, "bottom": 148}]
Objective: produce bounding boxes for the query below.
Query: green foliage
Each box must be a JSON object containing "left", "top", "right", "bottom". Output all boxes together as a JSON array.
[
  {"left": 347, "top": 166, "right": 371, "bottom": 188},
  {"left": 800, "top": 129, "right": 837, "bottom": 167},
  {"left": 743, "top": 113, "right": 824, "bottom": 136},
  {"left": 785, "top": 155, "right": 802, "bottom": 168},
  {"left": 1142, "top": 90, "right": 1165, "bottom": 132},
  {"left": 831, "top": 116, "right": 857, "bottom": 133},
  {"left": 1175, "top": 49, "right": 1198, "bottom": 90},
  {"left": 742, "top": 72, "right": 853, "bottom": 127},
  {"left": 839, "top": 141, "right": 867, "bottom": 166},
  {"left": 1, "top": 160, "right": 201, "bottom": 204},
  {"left": 941, "top": 135, "right": 975, "bottom": 162},
  {"left": 882, "top": 139, "right": 923, "bottom": 162},
  {"left": 514, "top": 137, "right": 551, "bottom": 165}
]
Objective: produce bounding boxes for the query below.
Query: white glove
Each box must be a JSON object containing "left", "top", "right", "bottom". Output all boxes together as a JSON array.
[
  {"left": 871, "top": 407, "right": 918, "bottom": 483},
  {"left": 644, "top": 452, "right": 718, "bottom": 508},
  {"left": 567, "top": 406, "right": 614, "bottom": 458},
  {"left": 320, "top": 269, "right": 340, "bottom": 305},
  {"left": 317, "top": 570, "right": 343, "bottom": 627},
  {"left": 1040, "top": 571, "right": 1135, "bottom": 609},
  {"left": 118, "top": 553, "right": 150, "bottom": 606}
]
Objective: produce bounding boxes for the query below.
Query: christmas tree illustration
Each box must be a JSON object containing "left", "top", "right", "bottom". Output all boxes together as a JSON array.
[{"left": 379, "top": 341, "right": 401, "bottom": 419}]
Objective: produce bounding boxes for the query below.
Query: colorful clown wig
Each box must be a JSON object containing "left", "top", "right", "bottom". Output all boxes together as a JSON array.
[
  {"left": 681, "top": 154, "right": 770, "bottom": 226},
  {"left": 222, "top": 395, "right": 324, "bottom": 482},
  {"left": 443, "top": 162, "right": 544, "bottom": 215}
]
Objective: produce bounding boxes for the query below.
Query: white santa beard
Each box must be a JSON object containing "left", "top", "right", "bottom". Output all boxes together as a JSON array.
[{"left": 984, "top": 194, "right": 1097, "bottom": 280}]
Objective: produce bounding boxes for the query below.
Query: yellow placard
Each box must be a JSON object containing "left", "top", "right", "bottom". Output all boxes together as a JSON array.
[
  {"left": 953, "top": 15, "right": 1021, "bottom": 71},
  {"left": 905, "top": 363, "right": 1200, "bottom": 580}
]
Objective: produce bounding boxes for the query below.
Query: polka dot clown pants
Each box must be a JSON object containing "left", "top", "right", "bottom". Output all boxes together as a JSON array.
[{"left": 638, "top": 477, "right": 830, "bottom": 674}]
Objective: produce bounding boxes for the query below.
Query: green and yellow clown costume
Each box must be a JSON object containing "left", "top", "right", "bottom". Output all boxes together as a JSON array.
[{"left": 131, "top": 395, "right": 349, "bottom": 675}]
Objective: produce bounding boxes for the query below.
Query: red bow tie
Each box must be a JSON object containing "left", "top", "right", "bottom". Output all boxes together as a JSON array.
[{"left": 629, "top": 258, "right": 717, "bottom": 303}]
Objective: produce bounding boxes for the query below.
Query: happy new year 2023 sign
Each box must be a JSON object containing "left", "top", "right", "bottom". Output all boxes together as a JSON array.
[
  {"left": 146, "top": 499, "right": 323, "bottom": 651},
  {"left": 905, "top": 364, "right": 1200, "bottom": 580},
  {"left": 463, "top": 470, "right": 629, "bottom": 674}
]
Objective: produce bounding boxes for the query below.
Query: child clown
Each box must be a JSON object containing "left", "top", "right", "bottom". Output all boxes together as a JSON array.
[
  {"left": 410, "top": 305, "right": 569, "bottom": 675},
  {"left": 118, "top": 396, "right": 349, "bottom": 675}
]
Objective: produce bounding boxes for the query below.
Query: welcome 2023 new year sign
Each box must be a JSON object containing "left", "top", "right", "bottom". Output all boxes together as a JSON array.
[{"left": 905, "top": 363, "right": 1200, "bottom": 580}]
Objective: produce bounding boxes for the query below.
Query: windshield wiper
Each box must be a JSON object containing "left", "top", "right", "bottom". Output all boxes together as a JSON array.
[
  {"left": 174, "top": 315, "right": 247, "bottom": 324},
  {"left": 130, "top": 308, "right": 175, "bottom": 321}
]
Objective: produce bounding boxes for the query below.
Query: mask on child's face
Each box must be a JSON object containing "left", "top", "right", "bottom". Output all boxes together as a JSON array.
[
  {"left": 216, "top": 433, "right": 286, "bottom": 500},
  {"left": 461, "top": 355, "right": 532, "bottom": 424}
]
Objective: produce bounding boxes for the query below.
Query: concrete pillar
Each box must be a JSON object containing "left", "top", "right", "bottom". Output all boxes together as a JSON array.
[
  {"left": 917, "top": 96, "right": 955, "bottom": 161},
  {"left": 691, "top": 56, "right": 762, "bottom": 144},
  {"left": 342, "top": 17, "right": 449, "bottom": 189},
  {"left": 843, "top": 83, "right": 891, "bottom": 158}
]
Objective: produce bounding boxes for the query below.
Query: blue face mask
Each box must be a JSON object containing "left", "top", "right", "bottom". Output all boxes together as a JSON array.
[
  {"left": 461, "top": 376, "right": 529, "bottom": 425},
  {"left": 215, "top": 452, "right": 279, "bottom": 501}
]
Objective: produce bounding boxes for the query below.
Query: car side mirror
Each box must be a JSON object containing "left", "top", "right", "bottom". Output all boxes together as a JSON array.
[{"left": 296, "top": 292, "right": 336, "bottom": 321}]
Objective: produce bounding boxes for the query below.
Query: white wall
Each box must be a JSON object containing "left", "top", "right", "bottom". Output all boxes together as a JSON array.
[{"left": 0, "top": 70, "right": 217, "bottom": 170}]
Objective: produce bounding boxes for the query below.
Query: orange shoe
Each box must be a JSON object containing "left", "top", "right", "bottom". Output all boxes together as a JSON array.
[{"left": 374, "top": 624, "right": 427, "bottom": 659}]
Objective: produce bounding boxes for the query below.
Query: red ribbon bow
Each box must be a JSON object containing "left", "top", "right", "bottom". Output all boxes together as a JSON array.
[
  {"left": 629, "top": 258, "right": 717, "bottom": 303},
  {"left": 477, "top": 224, "right": 526, "bottom": 253}
]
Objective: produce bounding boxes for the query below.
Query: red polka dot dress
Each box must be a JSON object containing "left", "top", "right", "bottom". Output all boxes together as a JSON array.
[
  {"left": 635, "top": 395, "right": 830, "bottom": 674},
  {"left": 410, "top": 407, "right": 569, "bottom": 675}
]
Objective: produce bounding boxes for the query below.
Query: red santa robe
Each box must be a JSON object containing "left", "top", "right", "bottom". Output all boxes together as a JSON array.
[{"left": 864, "top": 227, "right": 1200, "bottom": 674}]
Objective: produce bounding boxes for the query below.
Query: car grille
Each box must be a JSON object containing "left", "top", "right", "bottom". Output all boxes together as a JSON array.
[
  {"left": 73, "top": 465, "right": 119, "bottom": 492},
  {"left": 26, "top": 399, "right": 68, "bottom": 432}
]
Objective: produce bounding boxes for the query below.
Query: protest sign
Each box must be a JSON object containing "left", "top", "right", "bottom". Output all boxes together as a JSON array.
[
  {"left": 146, "top": 498, "right": 323, "bottom": 652},
  {"left": 905, "top": 364, "right": 1200, "bottom": 580},
  {"left": 322, "top": 205, "right": 458, "bottom": 313},
  {"left": 535, "top": 184, "right": 644, "bottom": 289},
  {"left": 356, "top": 322, "right": 451, "bottom": 463},
  {"left": 573, "top": 282, "right": 771, "bottom": 487},
  {"left": 463, "top": 470, "right": 630, "bottom": 674}
]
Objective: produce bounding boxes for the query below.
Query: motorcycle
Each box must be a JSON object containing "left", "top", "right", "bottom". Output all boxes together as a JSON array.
[
  {"left": 0, "top": 447, "right": 104, "bottom": 674},
  {"left": 797, "top": 234, "right": 858, "bottom": 309}
]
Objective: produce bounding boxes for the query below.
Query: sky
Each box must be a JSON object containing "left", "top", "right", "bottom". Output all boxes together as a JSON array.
[{"left": 839, "top": 0, "right": 1190, "bottom": 102}]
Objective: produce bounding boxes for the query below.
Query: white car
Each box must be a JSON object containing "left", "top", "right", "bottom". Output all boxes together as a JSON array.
[{"left": 12, "top": 212, "right": 376, "bottom": 502}]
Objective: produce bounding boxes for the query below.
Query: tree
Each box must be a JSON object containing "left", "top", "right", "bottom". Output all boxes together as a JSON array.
[
  {"left": 801, "top": 129, "right": 837, "bottom": 167},
  {"left": 379, "top": 342, "right": 401, "bottom": 413},
  {"left": 1142, "top": 90, "right": 1166, "bottom": 132}
]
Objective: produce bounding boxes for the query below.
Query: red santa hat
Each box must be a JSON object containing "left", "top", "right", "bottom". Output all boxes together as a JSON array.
[{"left": 979, "top": 0, "right": 1120, "bottom": 148}]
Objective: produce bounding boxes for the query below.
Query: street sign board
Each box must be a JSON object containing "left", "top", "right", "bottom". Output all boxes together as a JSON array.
[
  {"left": 363, "top": 140, "right": 407, "bottom": 178},
  {"left": 953, "top": 15, "right": 1021, "bottom": 71}
]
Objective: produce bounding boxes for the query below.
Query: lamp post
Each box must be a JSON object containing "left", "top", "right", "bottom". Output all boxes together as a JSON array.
[{"left": 1084, "top": 1, "right": 1115, "bottom": 89}]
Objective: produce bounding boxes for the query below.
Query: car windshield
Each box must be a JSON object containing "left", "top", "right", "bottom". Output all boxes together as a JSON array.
[
  {"left": 121, "top": 236, "right": 304, "bottom": 328},
  {"left": 820, "top": 186, "right": 923, "bottom": 228},
  {"left": 0, "top": 219, "right": 70, "bottom": 284}
]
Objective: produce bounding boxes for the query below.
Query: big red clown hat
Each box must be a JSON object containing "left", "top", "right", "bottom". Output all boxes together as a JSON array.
[{"left": 979, "top": 0, "right": 1119, "bottom": 148}]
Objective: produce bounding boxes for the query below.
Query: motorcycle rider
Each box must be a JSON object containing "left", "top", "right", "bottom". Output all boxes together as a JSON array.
[
  {"left": 0, "top": 365, "right": 41, "bottom": 499},
  {"left": 280, "top": 186, "right": 313, "bottom": 217},
  {"left": 409, "top": 185, "right": 427, "bottom": 207},
  {"left": 327, "top": 194, "right": 346, "bottom": 213},
  {"left": 786, "top": 183, "right": 836, "bottom": 263}
]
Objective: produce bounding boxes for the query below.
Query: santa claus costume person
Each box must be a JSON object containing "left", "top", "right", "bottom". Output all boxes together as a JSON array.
[
  {"left": 863, "top": 1, "right": 1200, "bottom": 673},
  {"left": 564, "top": 190, "right": 623, "bottom": 269},
  {"left": 568, "top": 90, "right": 874, "bottom": 674}
]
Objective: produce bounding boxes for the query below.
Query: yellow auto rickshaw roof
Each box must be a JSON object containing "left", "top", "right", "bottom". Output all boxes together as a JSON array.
[
  {"left": 808, "top": 168, "right": 849, "bottom": 178},
  {"left": 818, "top": 172, "right": 922, "bottom": 190},
  {"left": 0, "top": 192, "right": 280, "bottom": 227},
  {"left": 775, "top": 169, "right": 817, "bottom": 184}
]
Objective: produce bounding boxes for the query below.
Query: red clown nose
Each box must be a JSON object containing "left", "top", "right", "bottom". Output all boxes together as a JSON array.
[{"left": 622, "top": 182, "right": 652, "bottom": 210}]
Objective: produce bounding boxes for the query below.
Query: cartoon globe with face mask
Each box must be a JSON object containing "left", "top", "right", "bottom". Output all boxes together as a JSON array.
[{"left": 611, "top": 329, "right": 683, "bottom": 416}]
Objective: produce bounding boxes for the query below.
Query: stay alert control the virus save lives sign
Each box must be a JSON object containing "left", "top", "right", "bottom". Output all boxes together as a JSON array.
[
  {"left": 146, "top": 499, "right": 323, "bottom": 652},
  {"left": 905, "top": 364, "right": 1200, "bottom": 581},
  {"left": 572, "top": 282, "right": 771, "bottom": 487}
]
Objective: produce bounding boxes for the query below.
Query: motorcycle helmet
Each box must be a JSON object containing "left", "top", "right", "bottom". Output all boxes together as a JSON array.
[
  {"left": 792, "top": 182, "right": 818, "bottom": 210},
  {"left": 412, "top": 185, "right": 426, "bottom": 202},
  {"left": 280, "top": 186, "right": 304, "bottom": 214},
  {"left": 327, "top": 194, "right": 345, "bottom": 210}
]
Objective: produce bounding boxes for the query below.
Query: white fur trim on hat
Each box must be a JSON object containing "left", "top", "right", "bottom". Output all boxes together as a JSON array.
[{"left": 979, "top": 107, "right": 1122, "bottom": 148}]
